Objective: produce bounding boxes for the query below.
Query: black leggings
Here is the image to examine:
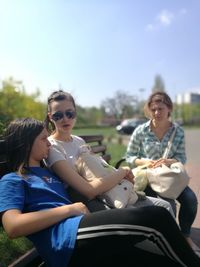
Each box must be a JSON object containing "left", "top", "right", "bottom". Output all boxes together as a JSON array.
[{"left": 69, "top": 206, "right": 199, "bottom": 267}]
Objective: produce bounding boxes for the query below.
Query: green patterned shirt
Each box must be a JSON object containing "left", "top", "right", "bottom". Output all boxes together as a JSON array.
[{"left": 126, "top": 120, "right": 186, "bottom": 167}]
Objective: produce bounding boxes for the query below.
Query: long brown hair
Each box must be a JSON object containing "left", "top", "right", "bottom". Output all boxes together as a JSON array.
[
  {"left": 144, "top": 91, "right": 173, "bottom": 118},
  {"left": 3, "top": 118, "right": 45, "bottom": 175}
]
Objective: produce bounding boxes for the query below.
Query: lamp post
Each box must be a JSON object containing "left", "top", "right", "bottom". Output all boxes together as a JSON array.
[
  {"left": 139, "top": 88, "right": 145, "bottom": 102},
  {"left": 139, "top": 88, "right": 146, "bottom": 116}
]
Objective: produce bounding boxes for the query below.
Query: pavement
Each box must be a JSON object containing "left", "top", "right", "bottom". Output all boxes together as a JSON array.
[
  {"left": 186, "top": 163, "right": 200, "bottom": 247},
  {"left": 185, "top": 164, "right": 200, "bottom": 229},
  {"left": 184, "top": 129, "right": 200, "bottom": 227}
]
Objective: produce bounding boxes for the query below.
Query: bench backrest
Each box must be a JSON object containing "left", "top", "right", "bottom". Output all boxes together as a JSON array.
[{"left": 79, "top": 134, "right": 111, "bottom": 163}]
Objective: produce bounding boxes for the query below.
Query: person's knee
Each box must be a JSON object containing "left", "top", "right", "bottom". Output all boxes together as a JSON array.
[
  {"left": 178, "top": 189, "right": 198, "bottom": 219},
  {"left": 133, "top": 205, "right": 172, "bottom": 220},
  {"left": 179, "top": 188, "right": 198, "bottom": 208}
]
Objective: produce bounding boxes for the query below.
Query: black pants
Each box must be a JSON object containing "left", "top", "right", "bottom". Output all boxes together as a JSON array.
[{"left": 69, "top": 206, "right": 199, "bottom": 267}]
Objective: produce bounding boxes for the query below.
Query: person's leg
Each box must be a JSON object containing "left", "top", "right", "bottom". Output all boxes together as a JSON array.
[
  {"left": 69, "top": 206, "right": 200, "bottom": 267},
  {"left": 145, "top": 185, "right": 177, "bottom": 215},
  {"left": 144, "top": 184, "right": 158, "bottom": 197},
  {"left": 70, "top": 241, "right": 180, "bottom": 267},
  {"left": 133, "top": 195, "right": 175, "bottom": 217},
  {"left": 177, "top": 186, "right": 198, "bottom": 237},
  {"left": 177, "top": 186, "right": 200, "bottom": 255},
  {"left": 158, "top": 196, "right": 177, "bottom": 216}
]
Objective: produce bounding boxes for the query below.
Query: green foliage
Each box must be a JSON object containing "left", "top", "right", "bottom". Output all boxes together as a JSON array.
[
  {"left": 174, "top": 103, "right": 200, "bottom": 125},
  {"left": 0, "top": 227, "right": 33, "bottom": 267},
  {"left": 0, "top": 77, "right": 46, "bottom": 132},
  {"left": 76, "top": 106, "right": 103, "bottom": 126}
]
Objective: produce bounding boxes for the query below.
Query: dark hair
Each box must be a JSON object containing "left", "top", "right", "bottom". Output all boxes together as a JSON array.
[
  {"left": 144, "top": 91, "right": 173, "bottom": 118},
  {"left": 3, "top": 118, "right": 45, "bottom": 174},
  {"left": 0, "top": 140, "right": 7, "bottom": 177},
  {"left": 45, "top": 90, "right": 76, "bottom": 132}
]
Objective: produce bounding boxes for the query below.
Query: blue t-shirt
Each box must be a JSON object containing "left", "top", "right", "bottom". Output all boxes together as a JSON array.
[{"left": 0, "top": 167, "right": 83, "bottom": 267}]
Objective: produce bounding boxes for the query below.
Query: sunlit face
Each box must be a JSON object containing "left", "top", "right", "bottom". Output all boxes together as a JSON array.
[
  {"left": 29, "top": 128, "right": 51, "bottom": 166},
  {"left": 48, "top": 99, "right": 76, "bottom": 135},
  {"left": 149, "top": 102, "right": 171, "bottom": 121}
]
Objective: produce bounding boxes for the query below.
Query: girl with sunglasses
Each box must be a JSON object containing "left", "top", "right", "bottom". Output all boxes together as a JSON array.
[
  {"left": 45, "top": 90, "right": 174, "bottom": 213},
  {"left": 0, "top": 117, "right": 199, "bottom": 267}
]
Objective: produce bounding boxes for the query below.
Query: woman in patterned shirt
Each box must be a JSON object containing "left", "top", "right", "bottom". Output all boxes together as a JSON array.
[{"left": 125, "top": 91, "right": 199, "bottom": 254}]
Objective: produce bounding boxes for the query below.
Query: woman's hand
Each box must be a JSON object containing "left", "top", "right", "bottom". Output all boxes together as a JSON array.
[
  {"left": 135, "top": 158, "right": 156, "bottom": 168},
  {"left": 151, "top": 158, "right": 177, "bottom": 168}
]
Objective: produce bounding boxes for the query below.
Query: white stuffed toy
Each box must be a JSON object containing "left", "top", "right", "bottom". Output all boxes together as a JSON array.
[{"left": 75, "top": 146, "right": 138, "bottom": 209}]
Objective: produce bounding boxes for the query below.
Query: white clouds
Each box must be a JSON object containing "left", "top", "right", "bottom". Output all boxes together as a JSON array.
[
  {"left": 157, "top": 10, "right": 174, "bottom": 26},
  {"left": 146, "top": 8, "right": 187, "bottom": 32}
]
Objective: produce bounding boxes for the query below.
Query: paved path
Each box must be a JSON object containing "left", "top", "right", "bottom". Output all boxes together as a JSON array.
[{"left": 184, "top": 129, "right": 200, "bottom": 228}]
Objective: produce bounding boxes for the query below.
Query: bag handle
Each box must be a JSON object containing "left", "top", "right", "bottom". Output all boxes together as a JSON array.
[{"left": 162, "top": 125, "right": 177, "bottom": 159}]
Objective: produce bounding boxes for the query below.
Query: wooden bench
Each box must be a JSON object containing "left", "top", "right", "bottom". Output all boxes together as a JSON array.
[
  {"left": 79, "top": 134, "right": 111, "bottom": 163},
  {"left": 0, "top": 134, "right": 111, "bottom": 267}
]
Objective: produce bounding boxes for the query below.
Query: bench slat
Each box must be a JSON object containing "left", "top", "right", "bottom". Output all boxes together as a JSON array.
[
  {"left": 79, "top": 134, "right": 104, "bottom": 143},
  {"left": 90, "top": 144, "right": 107, "bottom": 154},
  {"left": 8, "top": 248, "right": 44, "bottom": 267}
]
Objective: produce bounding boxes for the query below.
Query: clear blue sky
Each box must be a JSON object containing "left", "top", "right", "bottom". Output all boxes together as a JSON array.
[{"left": 0, "top": 0, "right": 200, "bottom": 107}]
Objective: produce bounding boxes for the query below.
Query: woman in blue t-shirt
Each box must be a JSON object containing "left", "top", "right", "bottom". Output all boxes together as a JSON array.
[{"left": 0, "top": 118, "right": 199, "bottom": 267}]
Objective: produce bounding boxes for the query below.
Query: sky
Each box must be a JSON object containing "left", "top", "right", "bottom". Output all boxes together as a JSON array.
[{"left": 0, "top": 0, "right": 200, "bottom": 107}]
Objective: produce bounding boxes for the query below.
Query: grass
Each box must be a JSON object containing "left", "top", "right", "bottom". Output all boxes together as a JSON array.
[
  {"left": 0, "top": 126, "right": 129, "bottom": 266},
  {"left": 72, "top": 126, "right": 117, "bottom": 139},
  {"left": 0, "top": 227, "right": 33, "bottom": 267}
]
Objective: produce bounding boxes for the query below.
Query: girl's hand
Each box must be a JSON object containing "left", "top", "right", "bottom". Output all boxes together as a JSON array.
[
  {"left": 69, "top": 202, "right": 90, "bottom": 216},
  {"left": 120, "top": 166, "right": 135, "bottom": 183}
]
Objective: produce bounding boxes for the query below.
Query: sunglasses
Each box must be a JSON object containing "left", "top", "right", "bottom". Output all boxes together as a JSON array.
[{"left": 51, "top": 110, "right": 76, "bottom": 121}]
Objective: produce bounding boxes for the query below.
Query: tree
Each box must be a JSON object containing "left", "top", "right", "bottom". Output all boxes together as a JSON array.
[
  {"left": 76, "top": 106, "right": 103, "bottom": 126},
  {"left": 101, "top": 90, "right": 137, "bottom": 119},
  {"left": 0, "top": 77, "right": 46, "bottom": 132},
  {"left": 152, "top": 74, "right": 165, "bottom": 93}
]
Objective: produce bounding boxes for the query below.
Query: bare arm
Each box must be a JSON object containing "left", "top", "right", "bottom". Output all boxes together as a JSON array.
[
  {"left": 2, "top": 203, "right": 89, "bottom": 239},
  {"left": 51, "top": 160, "right": 128, "bottom": 199}
]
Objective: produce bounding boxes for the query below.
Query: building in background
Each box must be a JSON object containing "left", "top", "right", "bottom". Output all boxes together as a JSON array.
[{"left": 176, "top": 92, "right": 200, "bottom": 105}]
